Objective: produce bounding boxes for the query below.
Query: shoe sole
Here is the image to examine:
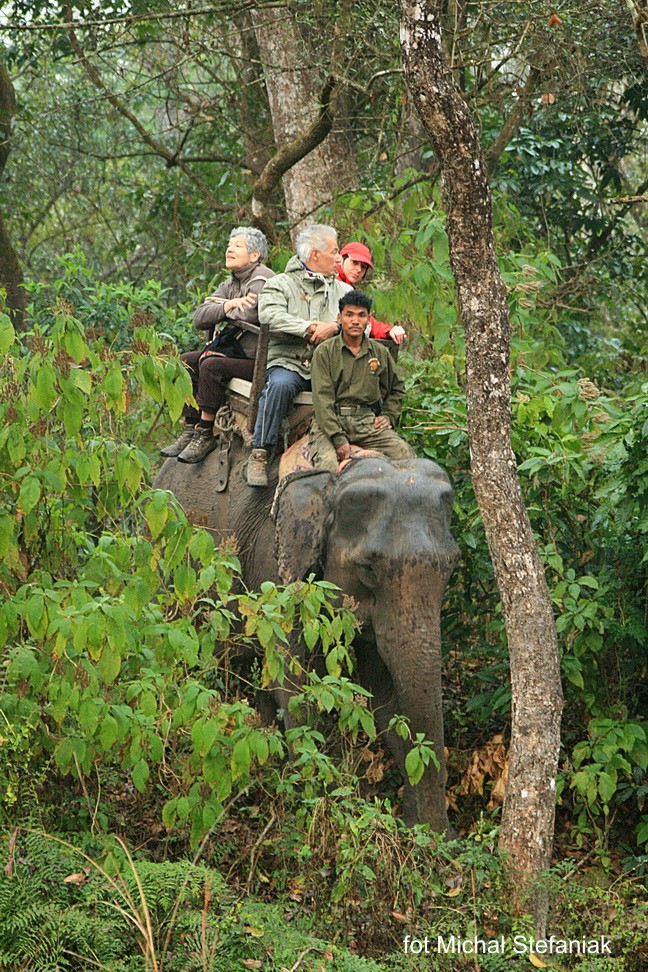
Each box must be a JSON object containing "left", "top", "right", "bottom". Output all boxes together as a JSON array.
[{"left": 177, "top": 445, "right": 219, "bottom": 464}]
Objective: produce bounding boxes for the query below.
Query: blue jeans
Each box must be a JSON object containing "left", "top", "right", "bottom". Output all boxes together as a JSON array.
[{"left": 252, "top": 367, "right": 311, "bottom": 450}]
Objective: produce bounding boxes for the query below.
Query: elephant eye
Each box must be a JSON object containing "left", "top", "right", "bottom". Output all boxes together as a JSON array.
[{"left": 355, "top": 561, "right": 377, "bottom": 587}]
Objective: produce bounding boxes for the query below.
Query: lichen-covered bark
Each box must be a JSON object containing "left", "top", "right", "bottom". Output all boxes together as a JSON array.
[
  {"left": 0, "top": 59, "right": 26, "bottom": 329},
  {"left": 250, "top": 5, "right": 357, "bottom": 235},
  {"left": 400, "top": 0, "right": 563, "bottom": 932}
]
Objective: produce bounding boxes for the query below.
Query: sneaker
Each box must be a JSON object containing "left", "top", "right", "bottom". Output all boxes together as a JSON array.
[
  {"left": 177, "top": 426, "right": 219, "bottom": 464},
  {"left": 247, "top": 448, "right": 268, "bottom": 487},
  {"left": 160, "top": 425, "right": 196, "bottom": 458}
]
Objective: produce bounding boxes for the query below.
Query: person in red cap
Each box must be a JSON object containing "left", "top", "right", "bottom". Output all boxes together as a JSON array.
[{"left": 337, "top": 242, "right": 407, "bottom": 345}]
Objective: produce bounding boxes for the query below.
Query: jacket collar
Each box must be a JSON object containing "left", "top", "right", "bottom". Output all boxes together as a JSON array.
[{"left": 231, "top": 259, "right": 262, "bottom": 284}]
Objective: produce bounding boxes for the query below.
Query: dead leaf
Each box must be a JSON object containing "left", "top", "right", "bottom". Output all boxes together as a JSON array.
[
  {"left": 447, "top": 872, "right": 463, "bottom": 888},
  {"left": 529, "top": 955, "right": 548, "bottom": 968},
  {"left": 461, "top": 735, "right": 509, "bottom": 807},
  {"left": 489, "top": 772, "right": 507, "bottom": 806},
  {"left": 365, "top": 756, "right": 385, "bottom": 784},
  {"left": 63, "top": 868, "right": 91, "bottom": 886},
  {"left": 391, "top": 910, "right": 409, "bottom": 923}
]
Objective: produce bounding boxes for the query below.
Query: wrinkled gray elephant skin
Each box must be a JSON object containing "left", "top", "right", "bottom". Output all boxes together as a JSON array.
[
  {"left": 274, "top": 457, "right": 460, "bottom": 831},
  {"left": 154, "top": 449, "right": 459, "bottom": 831},
  {"left": 154, "top": 440, "right": 280, "bottom": 590}
]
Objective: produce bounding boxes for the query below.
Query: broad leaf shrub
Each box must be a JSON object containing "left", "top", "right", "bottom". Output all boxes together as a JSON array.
[
  {"left": 341, "top": 206, "right": 648, "bottom": 858},
  {"left": 401, "top": 344, "right": 647, "bottom": 856},
  {"left": 24, "top": 247, "right": 198, "bottom": 351},
  {"left": 0, "top": 307, "right": 371, "bottom": 847}
]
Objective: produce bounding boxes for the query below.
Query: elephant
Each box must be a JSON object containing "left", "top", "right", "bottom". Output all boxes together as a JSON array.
[{"left": 154, "top": 443, "right": 460, "bottom": 832}]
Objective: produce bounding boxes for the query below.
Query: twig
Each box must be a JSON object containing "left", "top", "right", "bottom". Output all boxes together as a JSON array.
[
  {"left": 287, "top": 946, "right": 319, "bottom": 972},
  {"left": 246, "top": 809, "right": 277, "bottom": 891}
]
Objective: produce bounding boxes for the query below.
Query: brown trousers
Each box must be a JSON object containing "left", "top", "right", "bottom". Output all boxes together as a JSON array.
[{"left": 181, "top": 349, "right": 254, "bottom": 422}]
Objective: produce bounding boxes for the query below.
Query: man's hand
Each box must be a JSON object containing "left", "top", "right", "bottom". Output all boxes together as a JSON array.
[
  {"left": 335, "top": 442, "right": 351, "bottom": 463},
  {"left": 308, "top": 321, "right": 339, "bottom": 344},
  {"left": 389, "top": 325, "right": 406, "bottom": 345},
  {"left": 373, "top": 415, "right": 392, "bottom": 431},
  {"left": 224, "top": 293, "right": 258, "bottom": 314}
]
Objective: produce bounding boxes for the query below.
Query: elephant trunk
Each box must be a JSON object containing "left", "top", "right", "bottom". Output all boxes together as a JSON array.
[{"left": 370, "top": 561, "right": 452, "bottom": 832}]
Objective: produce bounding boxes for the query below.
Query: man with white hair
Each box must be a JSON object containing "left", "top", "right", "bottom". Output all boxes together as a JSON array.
[{"left": 247, "top": 224, "right": 350, "bottom": 487}]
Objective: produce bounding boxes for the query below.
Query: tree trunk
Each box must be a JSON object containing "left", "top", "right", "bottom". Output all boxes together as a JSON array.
[
  {"left": 400, "top": 0, "right": 563, "bottom": 933},
  {"left": 250, "top": 5, "right": 358, "bottom": 236},
  {"left": 0, "top": 59, "right": 26, "bottom": 330}
]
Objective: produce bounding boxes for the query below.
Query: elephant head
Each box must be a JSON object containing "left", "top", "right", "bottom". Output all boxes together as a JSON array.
[{"left": 273, "top": 456, "right": 460, "bottom": 831}]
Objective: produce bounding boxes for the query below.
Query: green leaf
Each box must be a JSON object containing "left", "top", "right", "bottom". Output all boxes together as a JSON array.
[
  {"left": 100, "top": 714, "right": 119, "bottom": 750},
  {"left": 231, "top": 737, "right": 251, "bottom": 780},
  {"left": 162, "top": 799, "right": 177, "bottom": 829},
  {"left": 249, "top": 732, "right": 269, "bottom": 765},
  {"left": 101, "top": 364, "right": 124, "bottom": 407},
  {"left": 405, "top": 747, "right": 425, "bottom": 786},
  {"left": 132, "top": 758, "right": 150, "bottom": 793},
  {"left": 0, "top": 313, "right": 16, "bottom": 354},
  {"left": 54, "top": 738, "right": 74, "bottom": 775},
  {"left": 61, "top": 398, "right": 83, "bottom": 437},
  {"left": 32, "top": 364, "right": 59, "bottom": 409},
  {"left": 319, "top": 689, "right": 335, "bottom": 713},
  {"left": 99, "top": 644, "right": 122, "bottom": 684},
  {"left": 78, "top": 699, "right": 100, "bottom": 735},
  {"left": 598, "top": 771, "right": 617, "bottom": 804},
  {"left": 145, "top": 491, "right": 169, "bottom": 540},
  {"left": 18, "top": 476, "right": 41, "bottom": 515},
  {"left": 25, "top": 594, "right": 45, "bottom": 638}
]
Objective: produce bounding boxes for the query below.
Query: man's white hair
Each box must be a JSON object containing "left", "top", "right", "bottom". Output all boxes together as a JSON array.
[
  {"left": 295, "top": 224, "right": 337, "bottom": 263},
  {"left": 229, "top": 226, "right": 268, "bottom": 261}
]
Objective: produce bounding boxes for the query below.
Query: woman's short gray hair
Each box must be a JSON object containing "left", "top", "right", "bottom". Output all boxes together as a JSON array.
[
  {"left": 295, "top": 224, "right": 337, "bottom": 263},
  {"left": 229, "top": 226, "right": 268, "bottom": 261}
]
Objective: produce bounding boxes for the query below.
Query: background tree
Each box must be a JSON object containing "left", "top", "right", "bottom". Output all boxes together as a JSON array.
[
  {"left": 0, "top": 57, "right": 26, "bottom": 327},
  {"left": 400, "top": 0, "right": 563, "bottom": 930}
]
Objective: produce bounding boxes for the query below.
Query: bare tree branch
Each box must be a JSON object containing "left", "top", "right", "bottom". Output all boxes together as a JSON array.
[
  {"left": 2, "top": 2, "right": 285, "bottom": 33},
  {"left": 484, "top": 67, "right": 540, "bottom": 176},
  {"left": 251, "top": 75, "right": 340, "bottom": 238},
  {"left": 625, "top": 0, "right": 648, "bottom": 69},
  {"left": 63, "top": 3, "right": 234, "bottom": 215}
]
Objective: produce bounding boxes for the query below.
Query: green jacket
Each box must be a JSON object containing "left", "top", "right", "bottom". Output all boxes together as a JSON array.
[
  {"left": 258, "top": 256, "right": 351, "bottom": 378},
  {"left": 310, "top": 334, "right": 405, "bottom": 449}
]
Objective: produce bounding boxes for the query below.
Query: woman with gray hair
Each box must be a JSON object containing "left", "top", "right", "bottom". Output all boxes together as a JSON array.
[{"left": 161, "top": 227, "right": 274, "bottom": 464}]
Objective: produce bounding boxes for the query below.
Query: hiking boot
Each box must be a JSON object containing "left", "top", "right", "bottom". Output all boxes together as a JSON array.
[
  {"left": 160, "top": 425, "right": 196, "bottom": 458},
  {"left": 247, "top": 448, "right": 268, "bottom": 487},
  {"left": 177, "top": 425, "right": 219, "bottom": 464}
]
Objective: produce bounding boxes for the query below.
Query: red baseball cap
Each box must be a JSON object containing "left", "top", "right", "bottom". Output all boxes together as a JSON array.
[{"left": 340, "top": 242, "right": 374, "bottom": 269}]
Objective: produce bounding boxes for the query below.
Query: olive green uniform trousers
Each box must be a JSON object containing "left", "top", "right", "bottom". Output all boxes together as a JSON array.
[{"left": 309, "top": 409, "right": 413, "bottom": 472}]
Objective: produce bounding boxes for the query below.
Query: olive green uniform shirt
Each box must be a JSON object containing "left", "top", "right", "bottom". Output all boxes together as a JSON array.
[{"left": 310, "top": 334, "right": 405, "bottom": 449}]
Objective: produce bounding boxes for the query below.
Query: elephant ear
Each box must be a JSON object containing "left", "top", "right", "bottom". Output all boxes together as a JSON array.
[{"left": 273, "top": 470, "right": 333, "bottom": 582}]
